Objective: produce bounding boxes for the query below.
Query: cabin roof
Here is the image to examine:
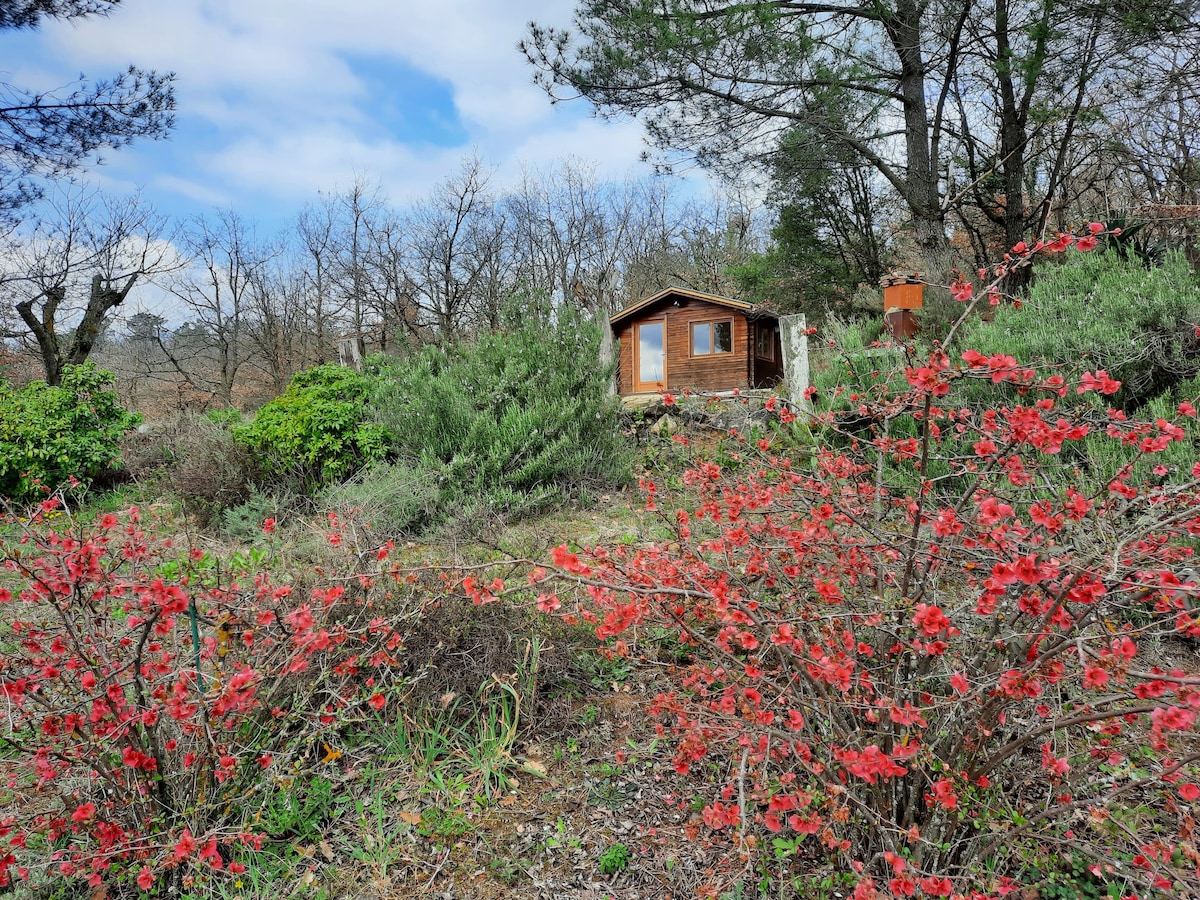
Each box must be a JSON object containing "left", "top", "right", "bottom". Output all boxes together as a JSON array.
[{"left": 609, "top": 287, "right": 778, "bottom": 328}]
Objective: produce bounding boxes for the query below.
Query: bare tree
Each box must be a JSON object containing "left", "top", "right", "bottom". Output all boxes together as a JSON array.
[
  {"left": 327, "top": 178, "right": 385, "bottom": 353},
  {"left": 243, "top": 267, "right": 313, "bottom": 395},
  {"left": 1, "top": 188, "right": 176, "bottom": 384},
  {"left": 402, "top": 155, "right": 507, "bottom": 341},
  {"left": 292, "top": 198, "right": 347, "bottom": 364},
  {"left": 506, "top": 160, "right": 693, "bottom": 373},
  {"left": 1077, "top": 41, "right": 1200, "bottom": 244},
  {"left": 356, "top": 211, "right": 423, "bottom": 349},
  {"left": 626, "top": 188, "right": 766, "bottom": 299},
  {"left": 166, "top": 210, "right": 279, "bottom": 407}
]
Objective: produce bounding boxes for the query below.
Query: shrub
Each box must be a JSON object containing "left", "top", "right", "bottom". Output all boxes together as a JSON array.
[
  {"left": 321, "top": 460, "right": 443, "bottom": 538},
  {"left": 221, "top": 491, "right": 290, "bottom": 542},
  {"left": 370, "top": 300, "right": 630, "bottom": 531},
  {"left": 234, "top": 364, "right": 390, "bottom": 487},
  {"left": 808, "top": 315, "right": 900, "bottom": 416},
  {"left": 0, "top": 501, "right": 426, "bottom": 896},
  {"left": 966, "top": 249, "right": 1200, "bottom": 412},
  {"left": 131, "top": 413, "right": 259, "bottom": 525},
  {"left": 521, "top": 231, "right": 1200, "bottom": 898},
  {"left": 0, "top": 363, "right": 140, "bottom": 502}
]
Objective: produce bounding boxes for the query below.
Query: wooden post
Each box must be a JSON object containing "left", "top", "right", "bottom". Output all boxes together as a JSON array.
[{"left": 338, "top": 337, "right": 364, "bottom": 371}]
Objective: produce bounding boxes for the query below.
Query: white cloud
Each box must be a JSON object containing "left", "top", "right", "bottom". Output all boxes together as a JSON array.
[{"left": 7, "top": 0, "right": 694, "bottom": 222}]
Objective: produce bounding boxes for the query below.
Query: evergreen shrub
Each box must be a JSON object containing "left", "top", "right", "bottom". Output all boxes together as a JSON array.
[
  {"left": 234, "top": 364, "right": 390, "bottom": 487},
  {"left": 967, "top": 250, "right": 1200, "bottom": 412},
  {"left": 0, "top": 363, "right": 140, "bottom": 502},
  {"left": 366, "top": 301, "right": 630, "bottom": 533}
]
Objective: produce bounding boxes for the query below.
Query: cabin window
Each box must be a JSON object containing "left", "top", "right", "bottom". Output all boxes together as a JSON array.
[
  {"left": 755, "top": 324, "right": 775, "bottom": 360},
  {"left": 692, "top": 320, "right": 733, "bottom": 356}
]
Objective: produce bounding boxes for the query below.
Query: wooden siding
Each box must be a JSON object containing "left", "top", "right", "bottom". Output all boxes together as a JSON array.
[
  {"left": 750, "top": 320, "right": 784, "bottom": 388},
  {"left": 614, "top": 293, "right": 782, "bottom": 395},
  {"left": 666, "top": 299, "right": 750, "bottom": 392},
  {"left": 616, "top": 319, "right": 635, "bottom": 395}
]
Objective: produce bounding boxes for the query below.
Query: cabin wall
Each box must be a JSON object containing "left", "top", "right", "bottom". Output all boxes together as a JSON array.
[
  {"left": 750, "top": 321, "right": 784, "bottom": 388},
  {"left": 665, "top": 299, "right": 750, "bottom": 392},
  {"left": 613, "top": 295, "right": 783, "bottom": 395},
  {"left": 615, "top": 320, "right": 635, "bottom": 395}
]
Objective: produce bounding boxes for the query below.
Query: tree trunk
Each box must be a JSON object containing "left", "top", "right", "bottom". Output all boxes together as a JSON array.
[
  {"left": 887, "top": 0, "right": 951, "bottom": 281},
  {"left": 14, "top": 273, "right": 136, "bottom": 385},
  {"left": 598, "top": 313, "right": 617, "bottom": 396}
]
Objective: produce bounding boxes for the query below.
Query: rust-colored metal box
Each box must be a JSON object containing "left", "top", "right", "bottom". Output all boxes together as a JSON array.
[{"left": 882, "top": 280, "right": 924, "bottom": 310}]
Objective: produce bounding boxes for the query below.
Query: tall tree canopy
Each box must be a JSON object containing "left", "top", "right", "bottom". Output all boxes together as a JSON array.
[
  {"left": 523, "top": 0, "right": 1200, "bottom": 279},
  {"left": 0, "top": 0, "right": 175, "bottom": 218}
]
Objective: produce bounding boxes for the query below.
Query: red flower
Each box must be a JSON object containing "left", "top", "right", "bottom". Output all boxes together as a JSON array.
[
  {"left": 1180, "top": 783, "right": 1200, "bottom": 801},
  {"left": 173, "top": 829, "right": 197, "bottom": 862},
  {"left": 1078, "top": 370, "right": 1121, "bottom": 395},
  {"left": 368, "top": 693, "right": 386, "bottom": 711},
  {"left": 550, "top": 544, "right": 590, "bottom": 575},
  {"left": 912, "top": 603, "right": 952, "bottom": 637},
  {"left": 930, "top": 778, "right": 958, "bottom": 809},
  {"left": 920, "top": 876, "right": 953, "bottom": 896},
  {"left": 70, "top": 803, "right": 95, "bottom": 823}
]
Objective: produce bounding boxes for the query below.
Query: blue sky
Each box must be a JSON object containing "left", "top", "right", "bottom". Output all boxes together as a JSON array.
[{"left": 0, "top": 0, "right": 658, "bottom": 233}]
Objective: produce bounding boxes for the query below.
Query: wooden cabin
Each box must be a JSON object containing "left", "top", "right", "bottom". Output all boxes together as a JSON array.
[{"left": 610, "top": 288, "right": 782, "bottom": 396}]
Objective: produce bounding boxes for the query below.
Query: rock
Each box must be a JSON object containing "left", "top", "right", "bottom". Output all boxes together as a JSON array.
[{"left": 648, "top": 414, "right": 680, "bottom": 436}]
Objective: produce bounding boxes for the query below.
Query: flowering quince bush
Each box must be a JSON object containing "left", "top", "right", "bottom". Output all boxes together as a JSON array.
[
  {"left": 526, "top": 229, "right": 1200, "bottom": 899},
  {"left": 0, "top": 502, "right": 425, "bottom": 896}
]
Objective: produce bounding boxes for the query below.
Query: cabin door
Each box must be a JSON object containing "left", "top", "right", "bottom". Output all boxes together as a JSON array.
[{"left": 633, "top": 320, "right": 666, "bottom": 393}]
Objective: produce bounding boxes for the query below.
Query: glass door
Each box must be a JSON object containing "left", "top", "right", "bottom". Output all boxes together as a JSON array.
[{"left": 634, "top": 321, "right": 665, "bottom": 392}]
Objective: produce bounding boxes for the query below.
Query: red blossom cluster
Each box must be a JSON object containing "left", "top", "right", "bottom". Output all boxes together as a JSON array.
[
  {"left": 0, "top": 503, "right": 422, "bottom": 893},
  {"left": 531, "top": 226, "right": 1200, "bottom": 898}
]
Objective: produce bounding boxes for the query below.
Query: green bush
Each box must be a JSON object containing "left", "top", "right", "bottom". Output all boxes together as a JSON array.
[
  {"left": 321, "top": 459, "right": 444, "bottom": 537},
  {"left": 0, "top": 363, "right": 140, "bottom": 502},
  {"left": 944, "top": 250, "right": 1200, "bottom": 498},
  {"left": 234, "top": 364, "right": 390, "bottom": 487},
  {"left": 369, "top": 300, "right": 630, "bottom": 532},
  {"left": 1073, "top": 372, "right": 1200, "bottom": 490},
  {"left": 808, "top": 316, "right": 896, "bottom": 415},
  {"left": 221, "top": 491, "right": 289, "bottom": 541},
  {"left": 966, "top": 250, "right": 1200, "bottom": 411}
]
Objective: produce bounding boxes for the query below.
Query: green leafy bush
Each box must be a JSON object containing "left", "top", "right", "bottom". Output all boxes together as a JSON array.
[
  {"left": 234, "top": 364, "right": 390, "bottom": 487},
  {"left": 0, "top": 362, "right": 140, "bottom": 502}
]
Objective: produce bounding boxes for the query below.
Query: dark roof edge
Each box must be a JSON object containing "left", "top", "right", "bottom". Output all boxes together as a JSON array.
[{"left": 609, "top": 287, "right": 778, "bottom": 326}]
